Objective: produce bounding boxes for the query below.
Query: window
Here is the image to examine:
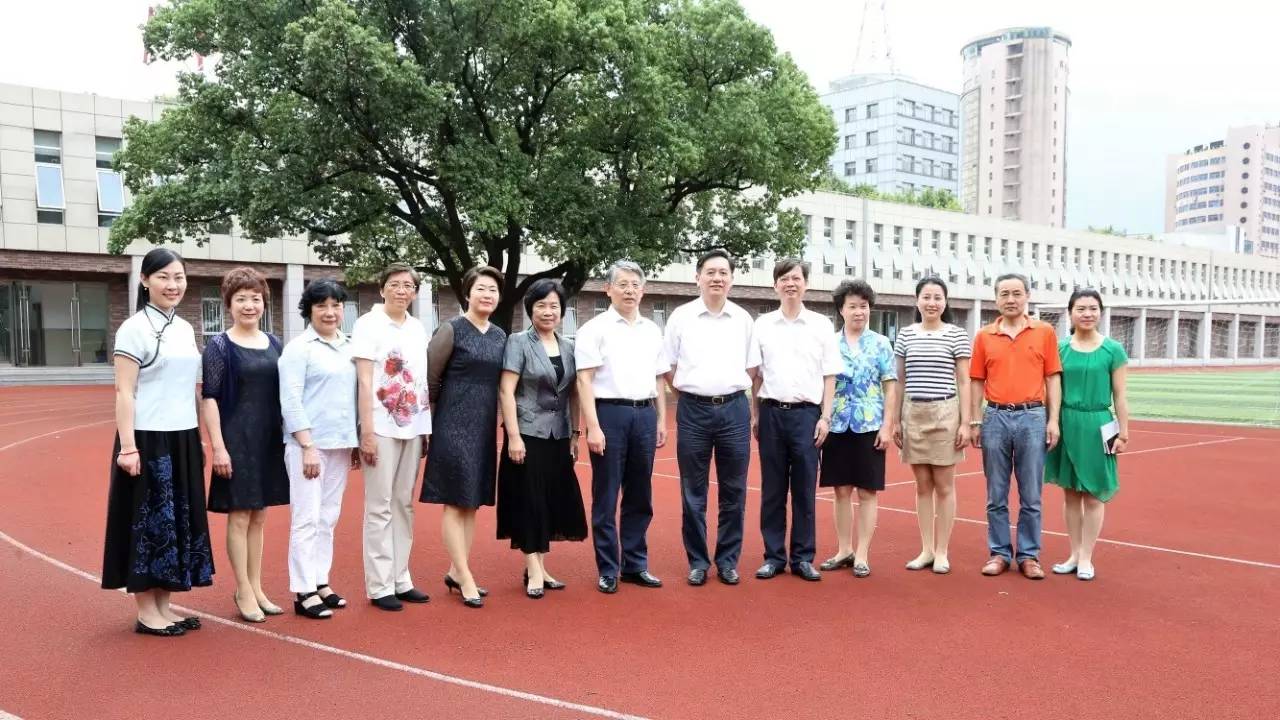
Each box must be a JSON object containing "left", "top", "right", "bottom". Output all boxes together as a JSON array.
[
  {"left": 843, "top": 161, "right": 856, "bottom": 177},
  {"left": 95, "top": 136, "right": 121, "bottom": 169},
  {"left": 845, "top": 107, "right": 857, "bottom": 123},
  {"left": 562, "top": 306, "right": 578, "bottom": 336},
  {"left": 201, "top": 286, "right": 225, "bottom": 337},
  {"left": 651, "top": 301, "right": 667, "bottom": 330},
  {"left": 594, "top": 298, "right": 609, "bottom": 317},
  {"left": 893, "top": 226, "right": 903, "bottom": 249},
  {"left": 210, "top": 218, "right": 233, "bottom": 235},
  {"left": 845, "top": 220, "right": 856, "bottom": 243},
  {"left": 802, "top": 214, "right": 812, "bottom": 240},
  {"left": 865, "top": 158, "right": 878, "bottom": 173},
  {"left": 752, "top": 257, "right": 765, "bottom": 270},
  {"left": 97, "top": 170, "right": 125, "bottom": 226},
  {"left": 865, "top": 103, "right": 878, "bottom": 118},
  {"left": 844, "top": 135, "right": 856, "bottom": 150},
  {"left": 34, "top": 130, "right": 65, "bottom": 224},
  {"left": 823, "top": 262, "right": 835, "bottom": 275},
  {"left": 912, "top": 228, "right": 922, "bottom": 250},
  {"left": 866, "top": 130, "right": 878, "bottom": 145},
  {"left": 340, "top": 300, "right": 360, "bottom": 334},
  {"left": 930, "top": 230, "right": 940, "bottom": 251},
  {"left": 823, "top": 217, "right": 834, "bottom": 241},
  {"left": 948, "top": 233, "right": 958, "bottom": 253},
  {"left": 873, "top": 224, "right": 883, "bottom": 248}
]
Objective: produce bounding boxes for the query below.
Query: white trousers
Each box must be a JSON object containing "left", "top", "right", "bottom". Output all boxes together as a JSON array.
[
  {"left": 287, "top": 445, "right": 350, "bottom": 594},
  {"left": 362, "top": 434, "right": 422, "bottom": 599}
]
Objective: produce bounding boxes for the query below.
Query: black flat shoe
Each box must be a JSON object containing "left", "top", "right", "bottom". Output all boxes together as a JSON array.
[
  {"left": 317, "top": 584, "right": 348, "bottom": 609},
  {"left": 295, "top": 592, "right": 335, "bottom": 618},
  {"left": 755, "top": 563, "right": 785, "bottom": 579},
  {"left": 598, "top": 576, "right": 618, "bottom": 594},
  {"left": 717, "top": 567, "right": 741, "bottom": 585},
  {"left": 619, "top": 570, "right": 663, "bottom": 588},
  {"left": 819, "top": 554, "right": 856, "bottom": 571},
  {"left": 394, "top": 587, "right": 430, "bottom": 604},
  {"left": 176, "top": 617, "right": 201, "bottom": 630},
  {"left": 369, "top": 594, "right": 403, "bottom": 612},
  {"left": 791, "top": 561, "right": 822, "bottom": 582},
  {"left": 135, "top": 620, "right": 184, "bottom": 637},
  {"left": 444, "top": 574, "right": 488, "bottom": 597}
]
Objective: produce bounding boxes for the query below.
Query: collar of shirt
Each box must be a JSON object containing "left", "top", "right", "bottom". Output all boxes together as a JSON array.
[
  {"left": 604, "top": 305, "right": 650, "bottom": 328},
  {"left": 766, "top": 305, "right": 821, "bottom": 326},
  {"left": 839, "top": 328, "right": 879, "bottom": 354},
  {"left": 692, "top": 297, "right": 742, "bottom": 319},
  {"left": 143, "top": 303, "right": 176, "bottom": 321},
  {"left": 302, "top": 325, "right": 350, "bottom": 348},
  {"left": 369, "top": 303, "right": 416, "bottom": 328},
  {"left": 985, "top": 315, "right": 1045, "bottom": 338}
]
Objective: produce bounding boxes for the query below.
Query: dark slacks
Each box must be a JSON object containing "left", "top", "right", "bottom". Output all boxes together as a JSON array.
[
  {"left": 589, "top": 402, "right": 657, "bottom": 577},
  {"left": 676, "top": 392, "right": 751, "bottom": 571},
  {"left": 757, "top": 402, "right": 820, "bottom": 567}
]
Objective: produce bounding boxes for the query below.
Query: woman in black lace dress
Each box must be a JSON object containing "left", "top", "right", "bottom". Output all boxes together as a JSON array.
[
  {"left": 421, "top": 266, "right": 507, "bottom": 607},
  {"left": 202, "top": 268, "right": 289, "bottom": 623}
]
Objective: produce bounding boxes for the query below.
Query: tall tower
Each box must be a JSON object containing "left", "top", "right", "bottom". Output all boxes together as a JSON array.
[
  {"left": 851, "top": 0, "right": 895, "bottom": 76},
  {"left": 960, "top": 27, "right": 1071, "bottom": 227}
]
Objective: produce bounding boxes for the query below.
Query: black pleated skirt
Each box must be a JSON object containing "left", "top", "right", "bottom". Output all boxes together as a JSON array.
[
  {"left": 102, "top": 429, "right": 216, "bottom": 592},
  {"left": 496, "top": 434, "right": 587, "bottom": 553}
]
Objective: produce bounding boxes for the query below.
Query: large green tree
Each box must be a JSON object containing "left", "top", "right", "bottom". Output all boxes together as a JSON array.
[{"left": 112, "top": 0, "right": 835, "bottom": 329}]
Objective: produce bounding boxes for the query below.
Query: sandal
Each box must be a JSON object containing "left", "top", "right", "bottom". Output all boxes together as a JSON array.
[
  {"left": 293, "top": 592, "right": 333, "bottom": 620},
  {"left": 317, "top": 584, "right": 347, "bottom": 609}
]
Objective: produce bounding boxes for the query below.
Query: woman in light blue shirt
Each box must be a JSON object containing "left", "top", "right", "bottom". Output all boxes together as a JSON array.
[{"left": 278, "top": 279, "right": 358, "bottom": 620}]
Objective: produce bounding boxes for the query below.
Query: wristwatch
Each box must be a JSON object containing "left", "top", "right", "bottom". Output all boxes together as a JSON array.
[
  {"left": 300, "top": 441, "right": 315, "bottom": 449},
  {"left": 968, "top": 420, "right": 983, "bottom": 427}
]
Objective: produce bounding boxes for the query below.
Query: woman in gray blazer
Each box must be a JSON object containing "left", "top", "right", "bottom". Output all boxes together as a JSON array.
[{"left": 497, "top": 279, "right": 589, "bottom": 599}]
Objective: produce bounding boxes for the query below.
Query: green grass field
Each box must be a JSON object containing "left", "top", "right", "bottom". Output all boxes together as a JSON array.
[{"left": 1127, "top": 368, "right": 1280, "bottom": 426}]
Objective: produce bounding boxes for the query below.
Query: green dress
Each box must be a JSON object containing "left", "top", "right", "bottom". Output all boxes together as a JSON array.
[{"left": 1045, "top": 336, "right": 1127, "bottom": 502}]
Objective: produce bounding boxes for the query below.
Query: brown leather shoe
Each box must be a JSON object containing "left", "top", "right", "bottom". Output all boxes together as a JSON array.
[
  {"left": 1019, "top": 559, "right": 1046, "bottom": 580},
  {"left": 981, "top": 556, "right": 1009, "bottom": 576}
]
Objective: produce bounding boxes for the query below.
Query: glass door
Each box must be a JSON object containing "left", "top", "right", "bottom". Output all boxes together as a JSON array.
[
  {"left": 0, "top": 283, "right": 13, "bottom": 365},
  {"left": 5, "top": 281, "right": 109, "bottom": 366}
]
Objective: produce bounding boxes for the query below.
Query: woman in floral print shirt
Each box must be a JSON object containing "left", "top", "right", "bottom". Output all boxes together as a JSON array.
[{"left": 817, "top": 279, "right": 898, "bottom": 578}]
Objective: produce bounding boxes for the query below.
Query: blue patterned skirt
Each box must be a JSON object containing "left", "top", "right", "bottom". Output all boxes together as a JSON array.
[{"left": 102, "top": 429, "right": 215, "bottom": 592}]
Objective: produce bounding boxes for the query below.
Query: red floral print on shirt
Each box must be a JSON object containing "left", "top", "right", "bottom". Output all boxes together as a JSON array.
[{"left": 376, "top": 349, "right": 420, "bottom": 427}]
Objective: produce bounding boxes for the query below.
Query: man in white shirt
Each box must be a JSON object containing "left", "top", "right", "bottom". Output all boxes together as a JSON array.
[
  {"left": 664, "top": 250, "right": 757, "bottom": 586},
  {"left": 575, "top": 260, "right": 670, "bottom": 594},
  {"left": 352, "top": 263, "right": 433, "bottom": 611},
  {"left": 749, "top": 259, "right": 843, "bottom": 582}
]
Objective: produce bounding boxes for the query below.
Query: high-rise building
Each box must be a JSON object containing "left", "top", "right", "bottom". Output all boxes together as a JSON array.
[
  {"left": 960, "top": 27, "right": 1071, "bottom": 227},
  {"left": 820, "top": 73, "right": 960, "bottom": 196},
  {"left": 1164, "top": 125, "right": 1280, "bottom": 258}
]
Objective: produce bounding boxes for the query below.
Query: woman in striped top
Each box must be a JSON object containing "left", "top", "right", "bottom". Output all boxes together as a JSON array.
[{"left": 890, "top": 277, "right": 971, "bottom": 574}]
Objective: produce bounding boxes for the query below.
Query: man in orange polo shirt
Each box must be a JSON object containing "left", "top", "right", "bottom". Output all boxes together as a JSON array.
[{"left": 969, "top": 273, "right": 1062, "bottom": 579}]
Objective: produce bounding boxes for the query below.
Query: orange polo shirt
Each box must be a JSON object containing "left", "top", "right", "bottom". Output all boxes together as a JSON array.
[{"left": 970, "top": 316, "right": 1062, "bottom": 404}]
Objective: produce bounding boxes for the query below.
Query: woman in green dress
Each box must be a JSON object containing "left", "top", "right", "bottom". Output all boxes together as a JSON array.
[{"left": 1046, "top": 289, "right": 1130, "bottom": 581}]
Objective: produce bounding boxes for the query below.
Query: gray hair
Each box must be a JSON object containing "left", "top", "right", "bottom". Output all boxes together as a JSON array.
[{"left": 605, "top": 260, "right": 645, "bottom": 286}]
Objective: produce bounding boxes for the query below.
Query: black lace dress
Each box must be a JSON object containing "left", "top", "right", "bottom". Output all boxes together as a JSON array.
[
  {"left": 202, "top": 334, "right": 289, "bottom": 512},
  {"left": 420, "top": 317, "right": 507, "bottom": 508}
]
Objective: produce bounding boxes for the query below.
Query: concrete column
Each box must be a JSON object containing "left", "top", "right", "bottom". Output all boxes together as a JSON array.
[
  {"left": 1055, "top": 312, "right": 1069, "bottom": 337},
  {"left": 1101, "top": 307, "right": 1112, "bottom": 337},
  {"left": 284, "top": 263, "right": 305, "bottom": 342},
  {"left": 1168, "top": 309, "right": 1180, "bottom": 360},
  {"left": 128, "top": 254, "right": 143, "bottom": 313},
  {"left": 968, "top": 300, "right": 983, "bottom": 338},
  {"left": 1229, "top": 313, "right": 1241, "bottom": 360},
  {"left": 1198, "top": 310, "right": 1212, "bottom": 362},
  {"left": 415, "top": 282, "right": 435, "bottom": 335},
  {"left": 1258, "top": 315, "right": 1268, "bottom": 360},
  {"left": 1135, "top": 307, "right": 1147, "bottom": 362}
]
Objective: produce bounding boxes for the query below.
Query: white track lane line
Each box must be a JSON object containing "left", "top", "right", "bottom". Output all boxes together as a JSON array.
[
  {"left": 0, "top": 408, "right": 113, "bottom": 430},
  {"left": 0, "top": 710, "right": 23, "bottom": 719},
  {"left": 0, "top": 529, "right": 650, "bottom": 720},
  {"left": 1, "top": 422, "right": 649, "bottom": 719}
]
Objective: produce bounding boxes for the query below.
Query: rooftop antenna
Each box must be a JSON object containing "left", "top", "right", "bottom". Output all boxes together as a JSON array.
[{"left": 852, "top": 0, "right": 896, "bottom": 75}]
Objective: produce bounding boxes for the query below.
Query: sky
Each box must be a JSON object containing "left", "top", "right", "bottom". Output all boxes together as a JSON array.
[{"left": 2, "top": 0, "right": 1278, "bottom": 235}]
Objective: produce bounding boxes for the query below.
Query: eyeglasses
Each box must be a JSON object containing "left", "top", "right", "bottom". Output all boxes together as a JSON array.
[
  {"left": 611, "top": 281, "right": 643, "bottom": 291},
  {"left": 385, "top": 282, "right": 417, "bottom": 291}
]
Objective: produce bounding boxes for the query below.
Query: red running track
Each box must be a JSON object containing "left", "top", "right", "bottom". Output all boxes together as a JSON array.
[{"left": 1, "top": 385, "right": 1278, "bottom": 719}]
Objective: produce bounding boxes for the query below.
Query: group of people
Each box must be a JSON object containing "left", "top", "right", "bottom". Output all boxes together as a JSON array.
[{"left": 102, "top": 246, "right": 1129, "bottom": 636}]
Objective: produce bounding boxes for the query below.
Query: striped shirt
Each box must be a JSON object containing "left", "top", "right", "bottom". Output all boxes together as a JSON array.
[{"left": 893, "top": 323, "right": 971, "bottom": 400}]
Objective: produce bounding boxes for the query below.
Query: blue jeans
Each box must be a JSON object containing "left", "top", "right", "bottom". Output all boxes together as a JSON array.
[
  {"left": 589, "top": 402, "right": 657, "bottom": 577},
  {"left": 757, "top": 402, "right": 820, "bottom": 567},
  {"left": 980, "top": 406, "right": 1046, "bottom": 563},
  {"left": 676, "top": 393, "right": 751, "bottom": 571}
]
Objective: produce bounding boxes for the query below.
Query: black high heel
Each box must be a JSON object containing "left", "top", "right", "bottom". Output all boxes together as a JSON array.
[
  {"left": 293, "top": 592, "right": 333, "bottom": 620},
  {"left": 443, "top": 574, "right": 488, "bottom": 597},
  {"left": 135, "top": 620, "right": 185, "bottom": 637},
  {"left": 524, "top": 569, "right": 566, "bottom": 590},
  {"left": 443, "top": 575, "right": 485, "bottom": 608}
]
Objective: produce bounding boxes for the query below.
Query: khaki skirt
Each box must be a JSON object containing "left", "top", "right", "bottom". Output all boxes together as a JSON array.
[{"left": 901, "top": 396, "right": 964, "bottom": 466}]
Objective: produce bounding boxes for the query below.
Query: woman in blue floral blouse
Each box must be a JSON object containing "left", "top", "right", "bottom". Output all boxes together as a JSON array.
[{"left": 818, "top": 280, "right": 898, "bottom": 578}]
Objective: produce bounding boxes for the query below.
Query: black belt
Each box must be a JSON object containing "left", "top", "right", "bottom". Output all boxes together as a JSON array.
[
  {"left": 908, "top": 393, "right": 957, "bottom": 403},
  {"left": 761, "top": 399, "right": 818, "bottom": 410},
  {"left": 597, "top": 398, "right": 653, "bottom": 407},
  {"left": 681, "top": 391, "right": 743, "bottom": 405},
  {"left": 987, "top": 400, "right": 1043, "bottom": 411}
]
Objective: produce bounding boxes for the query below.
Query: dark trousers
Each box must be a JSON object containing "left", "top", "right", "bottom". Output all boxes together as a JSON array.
[
  {"left": 589, "top": 402, "right": 657, "bottom": 577},
  {"left": 676, "top": 393, "right": 751, "bottom": 571},
  {"left": 757, "top": 402, "right": 820, "bottom": 567}
]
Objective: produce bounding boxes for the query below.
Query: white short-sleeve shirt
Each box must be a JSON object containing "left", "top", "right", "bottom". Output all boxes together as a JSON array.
[
  {"left": 663, "top": 297, "right": 756, "bottom": 396},
  {"left": 748, "top": 306, "right": 843, "bottom": 404},
  {"left": 113, "top": 305, "right": 202, "bottom": 431},
  {"left": 351, "top": 304, "right": 432, "bottom": 438},
  {"left": 574, "top": 306, "right": 669, "bottom": 400}
]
